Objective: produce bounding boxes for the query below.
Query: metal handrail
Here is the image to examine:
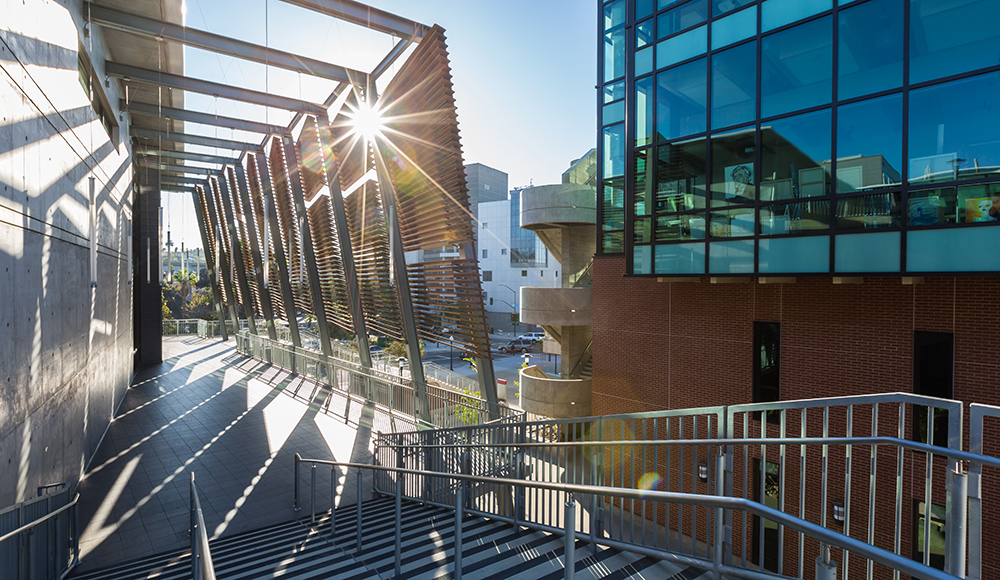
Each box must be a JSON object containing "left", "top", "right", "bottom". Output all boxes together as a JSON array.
[
  {"left": 189, "top": 473, "right": 217, "bottom": 580},
  {"left": 0, "top": 493, "right": 80, "bottom": 545},
  {"left": 293, "top": 457, "right": 957, "bottom": 580}
]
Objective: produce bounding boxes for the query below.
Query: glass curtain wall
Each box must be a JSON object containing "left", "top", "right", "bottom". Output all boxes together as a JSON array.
[{"left": 597, "top": 0, "right": 1000, "bottom": 275}]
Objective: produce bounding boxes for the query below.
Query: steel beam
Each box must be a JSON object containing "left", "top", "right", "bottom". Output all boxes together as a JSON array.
[
  {"left": 205, "top": 177, "right": 240, "bottom": 334},
  {"left": 218, "top": 170, "right": 260, "bottom": 337},
  {"left": 253, "top": 151, "right": 302, "bottom": 348},
  {"left": 280, "top": 134, "right": 334, "bottom": 358},
  {"left": 89, "top": 4, "right": 361, "bottom": 83},
  {"left": 150, "top": 164, "right": 216, "bottom": 176},
  {"left": 123, "top": 100, "right": 285, "bottom": 136},
  {"left": 314, "top": 114, "right": 372, "bottom": 368},
  {"left": 161, "top": 178, "right": 205, "bottom": 187},
  {"left": 370, "top": 38, "right": 412, "bottom": 81},
  {"left": 192, "top": 187, "right": 229, "bottom": 339},
  {"left": 278, "top": 0, "right": 426, "bottom": 41},
  {"left": 203, "top": 178, "right": 241, "bottom": 332},
  {"left": 107, "top": 62, "right": 327, "bottom": 114},
  {"left": 371, "top": 138, "right": 430, "bottom": 424},
  {"left": 234, "top": 163, "right": 278, "bottom": 340},
  {"left": 136, "top": 149, "right": 239, "bottom": 165},
  {"left": 132, "top": 127, "right": 259, "bottom": 151}
]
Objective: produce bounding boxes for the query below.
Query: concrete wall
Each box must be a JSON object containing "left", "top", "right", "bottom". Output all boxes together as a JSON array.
[{"left": 0, "top": 0, "right": 133, "bottom": 506}]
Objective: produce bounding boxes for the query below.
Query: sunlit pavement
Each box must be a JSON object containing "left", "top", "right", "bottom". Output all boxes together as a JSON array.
[{"left": 73, "top": 336, "right": 380, "bottom": 573}]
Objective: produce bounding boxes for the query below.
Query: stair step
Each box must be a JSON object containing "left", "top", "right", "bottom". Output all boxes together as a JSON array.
[{"left": 70, "top": 496, "right": 712, "bottom": 580}]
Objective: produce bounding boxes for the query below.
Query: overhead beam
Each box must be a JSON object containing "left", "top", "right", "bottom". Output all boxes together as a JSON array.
[
  {"left": 122, "top": 100, "right": 285, "bottom": 135},
  {"left": 131, "top": 127, "right": 259, "bottom": 151},
  {"left": 135, "top": 149, "right": 240, "bottom": 165},
  {"left": 278, "top": 0, "right": 425, "bottom": 41},
  {"left": 89, "top": 4, "right": 362, "bottom": 83},
  {"left": 106, "top": 62, "right": 327, "bottom": 115},
  {"left": 370, "top": 38, "right": 412, "bottom": 80},
  {"left": 142, "top": 163, "right": 217, "bottom": 176}
]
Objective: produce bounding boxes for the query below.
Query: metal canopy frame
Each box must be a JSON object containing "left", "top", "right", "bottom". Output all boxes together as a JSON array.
[
  {"left": 122, "top": 101, "right": 286, "bottom": 136},
  {"left": 131, "top": 128, "right": 259, "bottom": 151}
]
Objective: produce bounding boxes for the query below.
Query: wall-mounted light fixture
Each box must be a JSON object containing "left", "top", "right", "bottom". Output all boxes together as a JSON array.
[
  {"left": 832, "top": 500, "right": 845, "bottom": 524},
  {"left": 697, "top": 463, "right": 709, "bottom": 483}
]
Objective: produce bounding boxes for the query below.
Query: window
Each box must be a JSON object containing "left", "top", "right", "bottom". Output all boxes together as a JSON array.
[
  {"left": 753, "top": 322, "right": 781, "bottom": 423},
  {"left": 483, "top": 270, "right": 492, "bottom": 282},
  {"left": 482, "top": 249, "right": 488, "bottom": 259},
  {"left": 913, "top": 500, "right": 946, "bottom": 570},
  {"left": 521, "top": 270, "right": 528, "bottom": 277},
  {"left": 913, "top": 331, "right": 953, "bottom": 447},
  {"left": 501, "top": 248, "right": 507, "bottom": 256},
  {"left": 539, "top": 271, "right": 543, "bottom": 277},
  {"left": 482, "top": 222, "right": 488, "bottom": 229}
]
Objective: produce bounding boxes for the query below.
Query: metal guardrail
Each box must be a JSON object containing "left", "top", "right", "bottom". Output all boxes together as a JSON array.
[
  {"left": 0, "top": 490, "right": 79, "bottom": 580},
  {"left": 372, "top": 393, "right": 981, "bottom": 580},
  {"left": 236, "top": 331, "right": 521, "bottom": 428},
  {"left": 293, "top": 456, "right": 957, "bottom": 580},
  {"left": 188, "top": 473, "right": 216, "bottom": 580}
]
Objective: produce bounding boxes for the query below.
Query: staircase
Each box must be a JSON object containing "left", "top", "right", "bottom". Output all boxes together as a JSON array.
[{"left": 69, "top": 497, "right": 703, "bottom": 580}]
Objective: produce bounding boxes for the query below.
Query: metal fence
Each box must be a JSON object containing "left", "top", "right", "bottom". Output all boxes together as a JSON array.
[
  {"left": 236, "top": 332, "right": 520, "bottom": 429},
  {"left": 370, "top": 393, "right": 993, "bottom": 580},
  {"left": 0, "top": 488, "right": 78, "bottom": 580}
]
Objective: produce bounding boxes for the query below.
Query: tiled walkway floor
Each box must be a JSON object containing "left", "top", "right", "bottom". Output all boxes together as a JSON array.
[{"left": 73, "top": 336, "right": 388, "bottom": 573}]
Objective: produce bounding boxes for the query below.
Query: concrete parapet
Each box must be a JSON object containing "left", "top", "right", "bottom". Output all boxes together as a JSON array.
[
  {"left": 521, "top": 286, "right": 592, "bottom": 326},
  {"left": 519, "top": 366, "right": 592, "bottom": 418}
]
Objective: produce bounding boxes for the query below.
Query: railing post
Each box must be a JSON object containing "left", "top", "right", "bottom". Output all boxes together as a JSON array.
[
  {"left": 394, "top": 471, "right": 403, "bottom": 577},
  {"left": 454, "top": 482, "right": 464, "bottom": 580},
  {"left": 815, "top": 542, "right": 837, "bottom": 580},
  {"left": 294, "top": 454, "right": 301, "bottom": 511},
  {"left": 713, "top": 449, "right": 727, "bottom": 577},
  {"left": 311, "top": 464, "right": 317, "bottom": 524},
  {"left": 946, "top": 462, "right": 968, "bottom": 578},
  {"left": 564, "top": 496, "right": 576, "bottom": 580},
  {"left": 330, "top": 466, "right": 337, "bottom": 540},
  {"left": 190, "top": 473, "right": 198, "bottom": 580},
  {"left": 72, "top": 498, "right": 80, "bottom": 567},
  {"left": 356, "top": 469, "right": 363, "bottom": 554}
]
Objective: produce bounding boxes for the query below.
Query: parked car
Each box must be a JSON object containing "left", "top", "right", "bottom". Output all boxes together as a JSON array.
[
  {"left": 369, "top": 345, "right": 384, "bottom": 353},
  {"left": 498, "top": 338, "right": 535, "bottom": 354},
  {"left": 518, "top": 332, "right": 545, "bottom": 342}
]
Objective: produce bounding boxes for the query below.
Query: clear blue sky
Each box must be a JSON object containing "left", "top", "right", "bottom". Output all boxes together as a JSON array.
[{"left": 160, "top": 0, "right": 597, "bottom": 250}]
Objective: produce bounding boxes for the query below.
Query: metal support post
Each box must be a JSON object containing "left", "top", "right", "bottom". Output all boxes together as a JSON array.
[
  {"left": 191, "top": 189, "right": 228, "bottom": 339},
  {"left": 713, "top": 450, "right": 727, "bottom": 577},
  {"left": 815, "top": 543, "right": 837, "bottom": 580},
  {"left": 356, "top": 469, "right": 363, "bottom": 553},
  {"left": 294, "top": 454, "right": 301, "bottom": 511},
  {"left": 204, "top": 178, "right": 241, "bottom": 333},
  {"left": 190, "top": 473, "right": 198, "bottom": 580},
  {"left": 330, "top": 466, "right": 337, "bottom": 540},
  {"left": 234, "top": 164, "right": 278, "bottom": 340},
  {"left": 946, "top": 463, "right": 968, "bottom": 578},
  {"left": 254, "top": 151, "right": 301, "bottom": 348},
  {"left": 281, "top": 133, "right": 334, "bottom": 358},
  {"left": 313, "top": 113, "right": 373, "bottom": 368},
  {"left": 217, "top": 170, "right": 259, "bottom": 336},
  {"left": 311, "top": 464, "right": 317, "bottom": 524},
  {"left": 454, "top": 484, "right": 464, "bottom": 580},
  {"left": 564, "top": 497, "right": 576, "bottom": 580},
  {"left": 394, "top": 474, "right": 403, "bottom": 577}
]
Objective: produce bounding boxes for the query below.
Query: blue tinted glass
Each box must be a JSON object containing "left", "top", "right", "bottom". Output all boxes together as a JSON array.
[
  {"left": 657, "top": 58, "right": 708, "bottom": 140},
  {"left": 910, "top": 0, "right": 1000, "bottom": 84},
  {"left": 603, "top": 101, "right": 625, "bottom": 126},
  {"left": 658, "top": 141, "right": 708, "bottom": 211},
  {"left": 604, "top": 0, "right": 626, "bottom": 30},
  {"left": 908, "top": 228, "right": 1000, "bottom": 272},
  {"left": 604, "top": 0, "right": 627, "bottom": 82},
  {"left": 836, "top": 192, "right": 901, "bottom": 229},
  {"left": 658, "top": 0, "right": 709, "bottom": 38},
  {"left": 711, "top": 127, "right": 756, "bottom": 206},
  {"left": 836, "top": 94, "right": 902, "bottom": 192},
  {"left": 909, "top": 71, "right": 1000, "bottom": 184},
  {"left": 636, "top": 0, "right": 656, "bottom": 20},
  {"left": 761, "top": 109, "right": 831, "bottom": 200},
  {"left": 838, "top": 0, "right": 903, "bottom": 100},
  {"left": 636, "top": 76, "right": 655, "bottom": 146},
  {"left": 835, "top": 232, "right": 901, "bottom": 272},
  {"left": 657, "top": 25, "right": 708, "bottom": 69},
  {"left": 712, "top": 41, "right": 756, "bottom": 129},
  {"left": 636, "top": 46, "right": 654, "bottom": 76},
  {"left": 762, "top": 0, "right": 832, "bottom": 31},
  {"left": 709, "top": 239, "right": 755, "bottom": 273},
  {"left": 634, "top": 245, "right": 653, "bottom": 274},
  {"left": 604, "top": 81, "right": 625, "bottom": 103},
  {"left": 638, "top": 20, "right": 655, "bottom": 48},
  {"left": 759, "top": 236, "right": 830, "bottom": 273},
  {"left": 761, "top": 16, "right": 833, "bottom": 118},
  {"left": 712, "top": 7, "right": 756, "bottom": 49},
  {"left": 603, "top": 123, "right": 626, "bottom": 178},
  {"left": 655, "top": 243, "right": 706, "bottom": 273},
  {"left": 713, "top": 0, "right": 755, "bottom": 16}
]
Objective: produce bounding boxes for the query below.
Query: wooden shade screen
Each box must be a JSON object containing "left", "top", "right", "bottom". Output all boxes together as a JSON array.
[
  {"left": 326, "top": 91, "right": 366, "bottom": 194},
  {"left": 209, "top": 177, "right": 241, "bottom": 308},
  {"left": 296, "top": 118, "right": 355, "bottom": 334},
  {"left": 245, "top": 154, "right": 287, "bottom": 321},
  {"left": 377, "top": 25, "right": 491, "bottom": 358},
  {"left": 225, "top": 167, "right": 265, "bottom": 319},
  {"left": 268, "top": 136, "right": 313, "bottom": 317},
  {"left": 344, "top": 179, "right": 403, "bottom": 341},
  {"left": 196, "top": 185, "right": 227, "bottom": 305}
]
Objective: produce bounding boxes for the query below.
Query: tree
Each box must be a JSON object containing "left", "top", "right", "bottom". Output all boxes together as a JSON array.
[
  {"left": 186, "top": 290, "right": 217, "bottom": 320},
  {"left": 385, "top": 340, "right": 425, "bottom": 359}
]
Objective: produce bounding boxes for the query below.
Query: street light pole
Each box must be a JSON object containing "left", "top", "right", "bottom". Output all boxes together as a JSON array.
[{"left": 449, "top": 335, "right": 454, "bottom": 371}]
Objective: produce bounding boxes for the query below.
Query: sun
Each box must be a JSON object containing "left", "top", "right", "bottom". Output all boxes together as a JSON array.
[{"left": 350, "top": 100, "right": 384, "bottom": 141}]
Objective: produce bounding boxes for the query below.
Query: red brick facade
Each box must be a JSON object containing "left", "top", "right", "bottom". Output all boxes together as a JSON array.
[{"left": 592, "top": 255, "right": 1000, "bottom": 578}]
